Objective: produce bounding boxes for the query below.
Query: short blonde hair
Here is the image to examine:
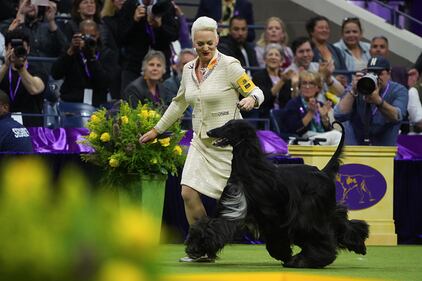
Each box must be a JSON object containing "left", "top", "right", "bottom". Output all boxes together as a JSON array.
[
  {"left": 191, "top": 16, "right": 218, "bottom": 42},
  {"left": 299, "top": 70, "right": 323, "bottom": 90}
]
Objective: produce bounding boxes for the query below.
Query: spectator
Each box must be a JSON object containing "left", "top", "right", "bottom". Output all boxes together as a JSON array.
[
  {"left": 101, "top": 0, "right": 126, "bottom": 99},
  {"left": 255, "top": 16, "right": 293, "bottom": 69},
  {"left": 0, "top": 89, "right": 33, "bottom": 153},
  {"left": 285, "top": 37, "right": 344, "bottom": 103},
  {"left": 3, "top": 0, "right": 67, "bottom": 74},
  {"left": 51, "top": 20, "right": 116, "bottom": 106},
  {"left": 63, "top": 0, "right": 114, "bottom": 51},
  {"left": 196, "top": 0, "right": 255, "bottom": 42},
  {"left": 280, "top": 70, "right": 341, "bottom": 145},
  {"left": 218, "top": 15, "right": 258, "bottom": 75},
  {"left": 0, "top": 29, "right": 46, "bottom": 126},
  {"left": 162, "top": 48, "right": 196, "bottom": 103},
  {"left": 407, "top": 68, "right": 422, "bottom": 132},
  {"left": 118, "top": 0, "right": 179, "bottom": 91},
  {"left": 413, "top": 51, "right": 422, "bottom": 76},
  {"left": 369, "top": 36, "right": 408, "bottom": 88},
  {"left": 306, "top": 16, "right": 348, "bottom": 85},
  {"left": 334, "top": 17, "right": 371, "bottom": 72},
  {"left": 123, "top": 50, "right": 170, "bottom": 108},
  {"left": 334, "top": 57, "right": 408, "bottom": 146},
  {"left": 250, "top": 43, "right": 294, "bottom": 120}
]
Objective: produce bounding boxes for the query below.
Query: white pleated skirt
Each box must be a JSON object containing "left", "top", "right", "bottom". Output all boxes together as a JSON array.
[{"left": 181, "top": 132, "right": 233, "bottom": 199}]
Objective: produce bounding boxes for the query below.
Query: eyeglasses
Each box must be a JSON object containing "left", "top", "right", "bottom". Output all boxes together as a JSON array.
[{"left": 300, "top": 81, "right": 317, "bottom": 87}]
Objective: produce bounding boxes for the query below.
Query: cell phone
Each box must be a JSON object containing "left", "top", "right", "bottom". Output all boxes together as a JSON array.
[{"left": 31, "top": 0, "right": 50, "bottom": 6}]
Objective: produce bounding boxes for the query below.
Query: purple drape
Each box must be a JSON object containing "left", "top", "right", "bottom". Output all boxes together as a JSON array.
[{"left": 28, "top": 127, "right": 94, "bottom": 153}]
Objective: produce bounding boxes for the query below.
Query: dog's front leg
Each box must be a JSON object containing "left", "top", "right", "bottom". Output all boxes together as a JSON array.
[
  {"left": 263, "top": 229, "right": 292, "bottom": 263},
  {"left": 185, "top": 217, "right": 241, "bottom": 259}
]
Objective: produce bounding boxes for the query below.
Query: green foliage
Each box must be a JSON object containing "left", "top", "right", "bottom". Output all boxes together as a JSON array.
[{"left": 80, "top": 102, "right": 186, "bottom": 185}]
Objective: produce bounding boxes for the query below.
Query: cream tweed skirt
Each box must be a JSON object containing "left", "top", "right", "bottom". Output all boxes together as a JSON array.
[{"left": 181, "top": 132, "right": 233, "bottom": 199}]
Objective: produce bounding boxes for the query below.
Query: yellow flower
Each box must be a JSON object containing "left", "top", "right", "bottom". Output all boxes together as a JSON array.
[
  {"left": 150, "top": 158, "right": 158, "bottom": 164},
  {"left": 120, "top": 115, "right": 129, "bottom": 124},
  {"left": 90, "top": 114, "right": 100, "bottom": 123},
  {"left": 98, "top": 260, "right": 147, "bottom": 281},
  {"left": 88, "top": 132, "right": 98, "bottom": 141},
  {"left": 151, "top": 138, "right": 157, "bottom": 144},
  {"left": 148, "top": 110, "right": 160, "bottom": 119},
  {"left": 140, "top": 110, "right": 149, "bottom": 119},
  {"left": 158, "top": 137, "right": 170, "bottom": 147},
  {"left": 100, "top": 132, "right": 111, "bottom": 142},
  {"left": 113, "top": 208, "right": 160, "bottom": 249},
  {"left": 109, "top": 158, "right": 119, "bottom": 167},
  {"left": 173, "top": 145, "right": 182, "bottom": 156}
]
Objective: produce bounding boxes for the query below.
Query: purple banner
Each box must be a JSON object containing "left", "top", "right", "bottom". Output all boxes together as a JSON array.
[
  {"left": 396, "top": 135, "right": 422, "bottom": 160},
  {"left": 28, "top": 127, "right": 93, "bottom": 153},
  {"left": 27, "top": 128, "right": 288, "bottom": 155}
]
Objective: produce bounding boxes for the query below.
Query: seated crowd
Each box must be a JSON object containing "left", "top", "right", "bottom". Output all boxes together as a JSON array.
[{"left": 1, "top": 0, "right": 422, "bottom": 152}]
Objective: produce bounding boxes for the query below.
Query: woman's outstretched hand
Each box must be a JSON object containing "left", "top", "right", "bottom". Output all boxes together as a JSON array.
[{"left": 139, "top": 128, "right": 159, "bottom": 144}]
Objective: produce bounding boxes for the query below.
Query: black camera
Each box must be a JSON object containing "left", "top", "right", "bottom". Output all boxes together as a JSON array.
[
  {"left": 81, "top": 34, "right": 97, "bottom": 49},
  {"left": 142, "top": 0, "right": 171, "bottom": 17},
  {"left": 356, "top": 72, "right": 379, "bottom": 96},
  {"left": 11, "top": 38, "right": 27, "bottom": 59}
]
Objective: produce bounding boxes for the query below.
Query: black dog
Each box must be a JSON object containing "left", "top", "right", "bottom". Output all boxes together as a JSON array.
[{"left": 184, "top": 119, "right": 369, "bottom": 268}]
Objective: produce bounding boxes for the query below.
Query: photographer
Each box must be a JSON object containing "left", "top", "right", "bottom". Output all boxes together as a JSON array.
[
  {"left": 118, "top": 0, "right": 179, "bottom": 90},
  {"left": 0, "top": 29, "right": 46, "bottom": 126},
  {"left": 51, "top": 19, "right": 117, "bottom": 106},
  {"left": 2, "top": 0, "right": 67, "bottom": 74},
  {"left": 334, "top": 57, "right": 408, "bottom": 146}
]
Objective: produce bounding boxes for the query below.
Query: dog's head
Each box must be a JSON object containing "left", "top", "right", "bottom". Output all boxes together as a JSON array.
[{"left": 207, "top": 119, "right": 257, "bottom": 147}]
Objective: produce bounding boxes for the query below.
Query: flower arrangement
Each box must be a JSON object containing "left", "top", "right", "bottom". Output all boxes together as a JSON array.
[{"left": 80, "top": 101, "right": 186, "bottom": 185}]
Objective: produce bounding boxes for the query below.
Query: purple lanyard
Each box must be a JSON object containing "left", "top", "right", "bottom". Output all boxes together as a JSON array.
[
  {"left": 8, "top": 66, "right": 23, "bottom": 101},
  {"left": 80, "top": 52, "right": 100, "bottom": 79},
  {"left": 150, "top": 86, "right": 161, "bottom": 103},
  {"left": 371, "top": 81, "right": 390, "bottom": 116}
]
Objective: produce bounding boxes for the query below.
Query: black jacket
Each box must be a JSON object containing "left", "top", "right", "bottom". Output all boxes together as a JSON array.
[
  {"left": 51, "top": 45, "right": 117, "bottom": 106},
  {"left": 118, "top": 0, "right": 179, "bottom": 73},
  {"left": 218, "top": 35, "right": 258, "bottom": 70}
]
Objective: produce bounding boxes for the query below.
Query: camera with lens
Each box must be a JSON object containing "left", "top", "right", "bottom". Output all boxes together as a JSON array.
[
  {"left": 356, "top": 72, "right": 379, "bottom": 96},
  {"left": 81, "top": 34, "right": 97, "bottom": 49},
  {"left": 144, "top": 0, "right": 171, "bottom": 17},
  {"left": 11, "top": 39, "right": 27, "bottom": 59}
]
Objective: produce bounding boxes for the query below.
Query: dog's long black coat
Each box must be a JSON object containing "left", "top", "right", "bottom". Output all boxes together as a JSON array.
[{"left": 185, "top": 120, "right": 369, "bottom": 268}]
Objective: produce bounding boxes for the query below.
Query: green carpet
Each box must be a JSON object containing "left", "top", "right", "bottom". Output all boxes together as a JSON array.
[{"left": 158, "top": 244, "right": 422, "bottom": 281}]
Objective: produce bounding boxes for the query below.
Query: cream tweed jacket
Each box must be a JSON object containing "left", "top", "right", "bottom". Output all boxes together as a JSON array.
[{"left": 155, "top": 51, "right": 264, "bottom": 137}]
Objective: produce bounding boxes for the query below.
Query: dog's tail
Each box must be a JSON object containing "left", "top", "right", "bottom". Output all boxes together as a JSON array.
[
  {"left": 322, "top": 121, "right": 345, "bottom": 180},
  {"left": 334, "top": 204, "right": 369, "bottom": 255}
]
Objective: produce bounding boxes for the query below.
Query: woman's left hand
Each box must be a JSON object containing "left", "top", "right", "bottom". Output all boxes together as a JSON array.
[{"left": 238, "top": 96, "right": 256, "bottom": 111}]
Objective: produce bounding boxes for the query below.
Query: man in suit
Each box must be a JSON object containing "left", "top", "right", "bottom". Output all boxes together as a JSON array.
[
  {"left": 196, "top": 0, "right": 255, "bottom": 42},
  {"left": 218, "top": 16, "right": 258, "bottom": 75}
]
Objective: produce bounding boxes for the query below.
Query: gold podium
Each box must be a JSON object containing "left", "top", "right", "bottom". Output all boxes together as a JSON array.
[{"left": 288, "top": 145, "right": 397, "bottom": 245}]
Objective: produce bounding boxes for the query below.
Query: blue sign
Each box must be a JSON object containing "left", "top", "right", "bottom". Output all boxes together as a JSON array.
[{"left": 335, "top": 164, "right": 387, "bottom": 210}]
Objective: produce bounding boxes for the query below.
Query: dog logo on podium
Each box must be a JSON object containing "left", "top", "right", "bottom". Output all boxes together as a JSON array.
[{"left": 335, "top": 164, "right": 387, "bottom": 210}]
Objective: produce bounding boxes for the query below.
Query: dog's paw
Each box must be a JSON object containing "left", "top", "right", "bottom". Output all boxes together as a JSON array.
[{"left": 283, "top": 254, "right": 324, "bottom": 269}]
